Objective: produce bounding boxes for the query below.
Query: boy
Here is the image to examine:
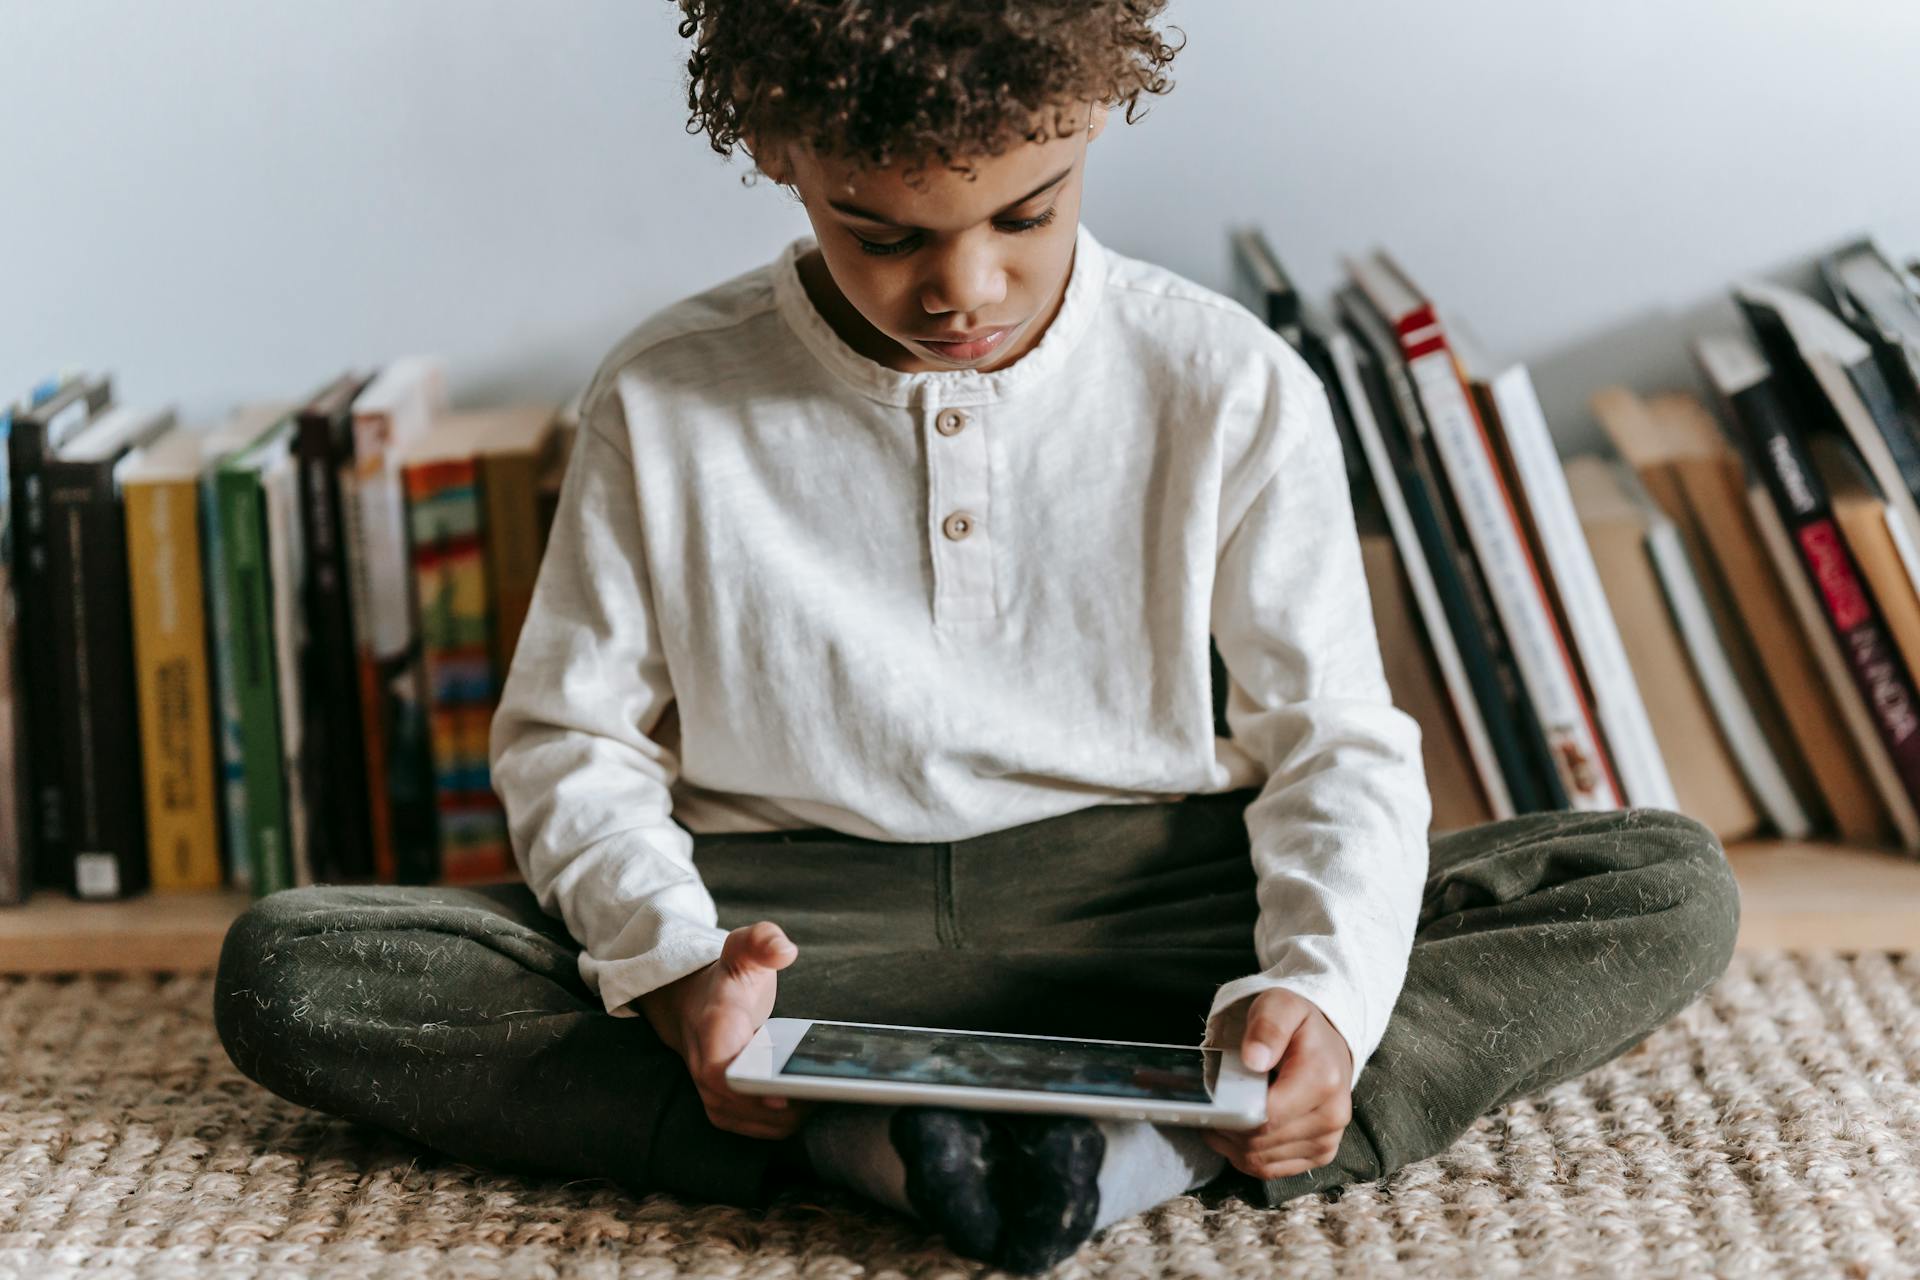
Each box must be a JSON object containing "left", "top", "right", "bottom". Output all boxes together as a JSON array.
[{"left": 214, "top": 2, "right": 1741, "bottom": 1272}]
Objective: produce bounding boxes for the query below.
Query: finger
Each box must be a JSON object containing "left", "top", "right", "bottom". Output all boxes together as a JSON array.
[
  {"left": 1240, "top": 992, "right": 1306, "bottom": 1074},
  {"left": 696, "top": 1004, "right": 762, "bottom": 1071},
  {"left": 1202, "top": 1128, "right": 1247, "bottom": 1161},
  {"left": 1236, "top": 1136, "right": 1344, "bottom": 1174},
  {"left": 721, "top": 921, "right": 799, "bottom": 977},
  {"left": 1265, "top": 1033, "right": 1344, "bottom": 1122},
  {"left": 1254, "top": 1090, "right": 1352, "bottom": 1146}
]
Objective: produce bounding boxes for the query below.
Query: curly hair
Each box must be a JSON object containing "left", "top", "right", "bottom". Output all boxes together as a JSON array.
[{"left": 666, "top": 0, "right": 1185, "bottom": 186}]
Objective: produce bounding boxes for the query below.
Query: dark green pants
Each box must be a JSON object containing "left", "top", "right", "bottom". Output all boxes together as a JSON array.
[{"left": 212, "top": 791, "right": 1739, "bottom": 1210}]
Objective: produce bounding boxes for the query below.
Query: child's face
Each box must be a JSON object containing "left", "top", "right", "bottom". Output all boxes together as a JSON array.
[{"left": 760, "top": 102, "right": 1109, "bottom": 374}]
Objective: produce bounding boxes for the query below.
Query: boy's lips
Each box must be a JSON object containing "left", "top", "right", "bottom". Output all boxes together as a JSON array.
[{"left": 917, "top": 326, "right": 1013, "bottom": 360}]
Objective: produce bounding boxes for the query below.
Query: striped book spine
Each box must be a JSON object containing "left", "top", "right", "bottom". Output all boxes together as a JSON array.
[{"left": 404, "top": 459, "right": 511, "bottom": 881}]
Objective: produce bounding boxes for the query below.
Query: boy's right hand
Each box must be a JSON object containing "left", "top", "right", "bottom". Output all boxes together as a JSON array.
[{"left": 636, "top": 920, "right": 810, "bottom": 1140}]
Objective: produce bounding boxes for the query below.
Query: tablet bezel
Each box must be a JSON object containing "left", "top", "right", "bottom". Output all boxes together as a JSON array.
[{"left": 724, "top": 1017, "right": 1269, "bottom": 1129}]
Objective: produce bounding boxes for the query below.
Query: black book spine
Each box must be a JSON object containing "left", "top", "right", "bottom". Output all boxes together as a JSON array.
[
  {"left": 45, "top": 460, "right": 149, "bottom": 898},
  {"left": 10, "top": 422, "right": 66, "bottom": 883},
  {"left": 7, "top": 379, "right": 111, "bottom": 888},
  {"left": 295, "top": 412, "right": 373, "bottom": 881},
  {"left": 1339, "top": 298, "right": 1564, "bottom": 813}
]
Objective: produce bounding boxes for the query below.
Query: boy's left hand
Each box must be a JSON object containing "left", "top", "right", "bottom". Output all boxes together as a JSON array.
[{"left": 1202, "top": 988, "right": 1353, "bottom": 1181}]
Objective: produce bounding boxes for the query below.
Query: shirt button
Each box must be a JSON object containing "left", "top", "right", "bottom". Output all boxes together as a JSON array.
[
  {"left": 942, "top": 510, "right": 978, "bottom": 541},
  {"left": 935, "top": 408, "right": 970, "bottom": 436}
]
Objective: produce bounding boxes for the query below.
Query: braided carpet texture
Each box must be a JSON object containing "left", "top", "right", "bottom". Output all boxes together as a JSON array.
[{"left": 0, "top": 949, "right": 1915, "bottom": 1279}]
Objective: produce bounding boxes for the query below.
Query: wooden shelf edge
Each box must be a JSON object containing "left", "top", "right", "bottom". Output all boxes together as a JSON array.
[
  {"left": 0, "top": 887, "right": 252, "bottom": 975},
  {"left": 0, "top": 838, "right": 1914, "bottom": 975},
  {"left": 1724, "top": 839, "right": 1920, "bottom": 954}
]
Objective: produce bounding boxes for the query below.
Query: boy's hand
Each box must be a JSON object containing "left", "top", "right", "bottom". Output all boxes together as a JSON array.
[
  {"left": 637, "top": 921, "right": 813, "bottom": 1141},
  {"left": 1203, "top": 988, "right": 1354, "bottom": 1181}
]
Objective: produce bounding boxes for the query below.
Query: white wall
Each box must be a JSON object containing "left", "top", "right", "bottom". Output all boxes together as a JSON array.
[{"left": 3, "top": 0, "right": 1916, "bottom": 452}]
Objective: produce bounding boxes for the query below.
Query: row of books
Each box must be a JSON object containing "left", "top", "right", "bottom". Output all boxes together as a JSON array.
[
  {"left": 0, "top": 359, "right": 575, "bottom": 903},
  {"left": 1226, "top": 226, "right": 1920, "bottom": 855}
]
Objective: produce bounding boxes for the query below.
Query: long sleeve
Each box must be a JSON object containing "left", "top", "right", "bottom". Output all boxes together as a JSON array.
[
  {"left": 1203, "top": 356, "right": 1433, "bottom": 1094},
  {"left": 488, "top": 381, "right": 728, "bottom": 1018}
]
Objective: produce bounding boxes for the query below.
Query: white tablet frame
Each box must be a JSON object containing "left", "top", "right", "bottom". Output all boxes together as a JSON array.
[{"left": 724, "top": 1017, "right": 1269, "bottom": 1129}]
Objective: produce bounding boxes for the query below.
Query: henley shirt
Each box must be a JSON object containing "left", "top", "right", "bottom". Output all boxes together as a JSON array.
[{"left": 488, "top": 220, "right": 1433, "bottom": 1091}]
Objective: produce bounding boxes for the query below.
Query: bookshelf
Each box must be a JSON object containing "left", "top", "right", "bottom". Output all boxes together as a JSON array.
[{"left": 0, "top": 838, "right": 1911, "bottom": 975}]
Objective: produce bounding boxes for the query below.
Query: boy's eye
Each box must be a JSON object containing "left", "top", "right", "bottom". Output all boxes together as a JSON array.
[{"left": 853, "top": 207, "right": 1058, "bottom": 257}]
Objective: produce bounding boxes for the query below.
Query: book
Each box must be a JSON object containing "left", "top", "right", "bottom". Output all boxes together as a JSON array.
[
  {"left": 8, "top": 373, "right": 113, "bottom": 888},
  {"left": 1822, "top": 239, "right": 1920, "bottom": 417},
  {"left": 44, "top": 405, "right": 178, "bottom": 898},
  {"left": 1697, "top": 331, "right": 1920, "bottom": 852},
  {"left": 1227, "top": 227, "right": 1366, "bottom": 487},
  {"left": 293, "top": 372, "right": 375, "bottom": 882},
  {"left": 400, "top": 405, "right": 558, "bottom": 883},
  {"left": 1736, "top": 280, "right": 1920, "bottom": 599},
  {"left": 1329, "top": 326, "right": 1513, "bottom": 819},
  {"left": 1228, "top": 226, "right": 1302, "bottom": 332},
  {"left": 1357, "top": 522, "right": 1495, "bottom": 833},
  {"left": 0, "top": 372, "right": 84, "bottom": 903},
  {"left": 343, "top": 358, "right": 448, "bottom": 884},
  {"left": 1816, "top": 434, "right": 1920, "bottom": 741},
  {"left": 1350, "top": 251, "right": 1619, "bottom": 811},
  {"left": 1592, "top": 386, "right": 1812, "bottom": 832},
  {"left": 1629, "top": 462, "right": 1811, "bottom": 840},
  {"left": 1646, "top": 392, "right": 1887, "bottom": 844},
  {"left": 260, "top": 438, "right": 313, "bottom": 887},
  {"left": 209, "top": 410, "right": 302, "bottom": 895},
  {"left": 122, "top": 424, "right": 228, "bottom": 891},
  {"left": 1476, "top": 368, "right": 1676, "bottom": 812},
  {"left": 479, "top": 416, "right": 561, "bottom": 681},
  {"left": 1566, "top": 455, "right": 1761, "bottom": 842},
  {"left": 1746, "top": 478, "right": 1915, "bottom": 852},
  {"left": 1337, "top": 283, "right": 1557, "bottom": 813},
  {"left": 199, "top": 405, "right": 294, "bottom": 894}
]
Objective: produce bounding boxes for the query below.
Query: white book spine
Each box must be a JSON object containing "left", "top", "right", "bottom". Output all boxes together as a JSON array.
[
  {"left": 1329, "top": 333, "right": 1515, "bottom": 820},
  {"left": 262, "top": 454, "right": 315, "bottom": 888},
  {"left": 1746, "top": 482, "right": 1920, "bottom": 851},
  {"left": 1490, "top": 367, "right": 1678, "bottom": 812},
  {"left": 1644, "top": 514, "right": 1812, "bottom": 837},
  {"left": 1407, "top": 346, "right": 1619, "bottom": 811}
]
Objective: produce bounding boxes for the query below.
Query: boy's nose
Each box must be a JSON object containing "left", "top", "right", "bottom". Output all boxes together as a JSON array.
[{"left": 919, "top": 244, "right": 1009, "bottom": 318}]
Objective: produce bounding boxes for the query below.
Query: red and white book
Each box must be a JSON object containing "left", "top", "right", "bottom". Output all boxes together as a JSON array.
[{"left": 1348, "top": 251, "right": 1623, "bottom": 812}]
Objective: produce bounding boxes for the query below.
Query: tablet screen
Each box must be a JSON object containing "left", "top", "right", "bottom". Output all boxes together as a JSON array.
[{"left": 779, "top": 1022, "right": 1215, "bottom": 1103}]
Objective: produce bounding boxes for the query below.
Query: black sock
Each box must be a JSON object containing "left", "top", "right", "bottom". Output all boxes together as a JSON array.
[
  {"left": 891, "top": 1107, "right": 1106, "bottom": 1274},
  {"left": 889, "top": 1107, "right": 1003, "bottom": 1263},
  {"left": 984, "top": 1112, "right": 1106, "bottom": 1274}
]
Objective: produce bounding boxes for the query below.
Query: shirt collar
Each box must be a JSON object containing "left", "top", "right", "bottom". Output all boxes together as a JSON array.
[{"left": 771, "top": 220, "right": 1108, "bottom": 408}]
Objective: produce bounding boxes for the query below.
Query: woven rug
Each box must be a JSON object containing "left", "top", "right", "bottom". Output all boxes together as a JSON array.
[{"left": 0, "top": 950, "right": 1916, "bottom": 1279}]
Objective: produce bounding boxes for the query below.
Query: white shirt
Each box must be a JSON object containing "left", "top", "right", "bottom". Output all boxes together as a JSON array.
[{"left": 488, "top": 221, "right": 1432, "bottom": 1091}]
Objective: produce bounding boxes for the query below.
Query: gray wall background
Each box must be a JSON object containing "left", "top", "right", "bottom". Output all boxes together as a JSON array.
[{"left": 3, "top": 0, "right": 1916, "bottom": 452}]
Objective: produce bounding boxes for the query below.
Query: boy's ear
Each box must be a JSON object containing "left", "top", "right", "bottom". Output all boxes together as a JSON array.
[
  {"left": 1087, "top": 101, "right": 1111, "bottom": 142},
  {"left": 745, "top": 131, "right": 796, "bottom": 186}
]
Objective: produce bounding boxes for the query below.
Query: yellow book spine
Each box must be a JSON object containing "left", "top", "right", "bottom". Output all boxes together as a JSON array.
[{"left": 125, "top": 477, "right": 222, "bottom": 890}]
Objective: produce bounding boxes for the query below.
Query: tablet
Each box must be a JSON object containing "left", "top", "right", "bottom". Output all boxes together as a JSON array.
[{"left": 724, "top": 1018, "right": 1269, "bottom": 1129}]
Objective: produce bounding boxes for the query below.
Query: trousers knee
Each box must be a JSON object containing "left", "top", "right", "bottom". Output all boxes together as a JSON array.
[
  {"left": 212, "top": 886, "right": 353, "bottom": 1091},
  {"left": 1630, "top": 807, "right": 1742, "bottom": 1002}
]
